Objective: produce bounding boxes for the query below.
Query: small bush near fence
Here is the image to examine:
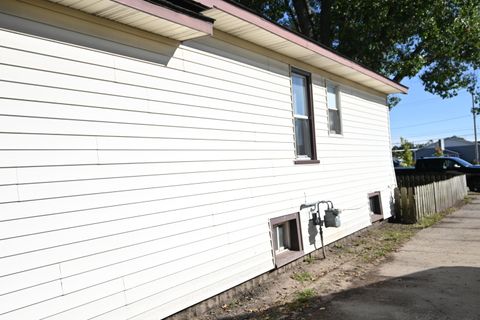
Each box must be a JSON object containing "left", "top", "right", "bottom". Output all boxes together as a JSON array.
[{"left": 394, "top": 173, "right": 468, "bottom": 224}]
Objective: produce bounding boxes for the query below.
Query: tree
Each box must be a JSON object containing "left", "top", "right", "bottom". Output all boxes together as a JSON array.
[
  {"left": 434, "top": 146, "right": 444, "bottom": 157},
  {"left": 234, "top": 0, "right": 480, "bottom": 105},
  {"left": 400, "top": 137, "right": 414, "bottom": 167}
]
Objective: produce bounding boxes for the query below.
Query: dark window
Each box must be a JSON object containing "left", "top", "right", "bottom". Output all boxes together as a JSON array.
[
  {"left": 270, "top": 213, "right": 304, "bottom": 267},
  {"left": 326, "top": 83, "right": 342, "bottom": 134},
  {"left": 292, "top": 69, "right": 316, "bottom": 161}
]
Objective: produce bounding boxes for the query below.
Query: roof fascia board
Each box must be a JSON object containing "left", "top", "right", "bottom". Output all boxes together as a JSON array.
[
  {"left": 112, "top": 0, "right": 213, "bottom": 35},
  {"left": 195, "top": 0, "right": 407, "bottom": 94}
]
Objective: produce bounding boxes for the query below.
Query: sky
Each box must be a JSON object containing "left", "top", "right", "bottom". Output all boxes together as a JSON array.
[{"left": 390, "top": 76, "right": 476, "bottom": 147}]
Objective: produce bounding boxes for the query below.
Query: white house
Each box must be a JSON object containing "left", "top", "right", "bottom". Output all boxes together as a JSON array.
[{"left": 0, "top": 0, "right": 407, "bottom": 319}]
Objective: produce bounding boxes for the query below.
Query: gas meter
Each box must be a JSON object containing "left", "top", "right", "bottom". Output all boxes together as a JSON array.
[{"left": 324, "top": 208, "right": 341, "bottom": 228}]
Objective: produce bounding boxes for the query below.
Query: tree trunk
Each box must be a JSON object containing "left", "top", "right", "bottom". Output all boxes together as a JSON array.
[
  {"left": 292, "top": 0, "right": 314, "bottom": 38},
  {"left": 318, "top": 0, "right": 333, "bottom": 45},
  {"left": 284, "top": 0, "right": 299, "bottom": 31}
]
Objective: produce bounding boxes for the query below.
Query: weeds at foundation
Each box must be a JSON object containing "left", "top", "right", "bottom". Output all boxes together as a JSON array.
[
  {"left": 415, "top": 208, "right": 454, "bottom": 229},
  {"left": 291, "top": 271, "right": 315, "bottom": 283},
  {"left": 304, "top": 255, "right": 315, "bottom": 264},
  {"left": 295, "top": 288, "right": 316, "bottom": 303}
]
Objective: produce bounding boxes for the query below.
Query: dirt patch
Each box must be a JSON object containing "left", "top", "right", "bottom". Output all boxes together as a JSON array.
[{"left": 196, "top": 221, "right": 419, "bottom": 320}]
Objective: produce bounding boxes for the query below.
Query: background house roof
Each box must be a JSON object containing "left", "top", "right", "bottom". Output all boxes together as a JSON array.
[
  {"left": 420, "top": 137, "right": 474, "bottom": 149},
  {"left": 414, "top": 137, "right": 477, "bottom": 162}
]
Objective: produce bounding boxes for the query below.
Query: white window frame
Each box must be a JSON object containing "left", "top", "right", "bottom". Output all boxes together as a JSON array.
[
  {"left": 274, "top": 222, "right": 291, "bottom": 253},
  {"left": 326, "top": 82, "right": 343, "bottom": 135}
]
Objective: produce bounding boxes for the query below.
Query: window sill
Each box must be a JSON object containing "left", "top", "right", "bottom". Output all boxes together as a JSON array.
[
  {"left": 328, "top": 132, "right": 343, "bottom": 137},
  {"left": 275, "top": 250, "right": 304, "bottom": 267},
  {"left": 294, "top": 159, "right": 320, "bottom": 165}
]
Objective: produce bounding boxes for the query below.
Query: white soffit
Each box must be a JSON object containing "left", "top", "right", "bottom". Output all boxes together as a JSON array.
[
  {"left": 47, "top": 0, "right": 213, "bottom": 41},
  {"left": 202, "top": 7, "right": 407, "bottom": 95}
]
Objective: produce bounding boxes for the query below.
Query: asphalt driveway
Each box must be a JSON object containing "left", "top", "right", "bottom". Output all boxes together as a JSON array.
[{"left": 314, "top": 194, "right": 480, "bottom": 320}]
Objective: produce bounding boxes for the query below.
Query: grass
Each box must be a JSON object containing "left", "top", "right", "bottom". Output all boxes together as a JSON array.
[
  {"left": 319, "top": 223, "right": 424, "bottom": 264},
  {"left": 303, "top": 255, "right": 315, "bottom": 264},
  {"left": 464, "top": 195, "right": 472, "bottom": 204},
  {"left": 360, "top": 206, "right": 458, "bottom": 262},
  {"left": 333, "top": 243, "right": 345, "bottom": 249},
  {"left": 291, "top": 271, "right": 315, "bottom": 283},
  {"left": 415, "top": 213, "right": 445, "bottom": 228},
  {"left": 415, "top": 207, "right": 454, "bottom": 229},
  {"left": 383, "top": 229, "right": 416, "bottom": 242},
  {"left": 359, "top": 226, "right": 417, "bottom": 263},
  {"left": 227, "top": 299, "right": 240, "bottom": 308},
  {"left": 294, "top": 288, "right": 316, "bottom": 304},
  {"left": 287, "top": 288, "right": 317, "bottom": 311},
  {"left": 332, "top": 241, "right": 354, "bottom": 254}
]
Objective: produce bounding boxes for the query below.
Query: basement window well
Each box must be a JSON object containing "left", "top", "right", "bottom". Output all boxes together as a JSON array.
[
  {"left": 270, "top": 213, "right": 303, "bottom": 267},
  {"left": 368, "top": 192, "right": 383, "bottom": 222}
]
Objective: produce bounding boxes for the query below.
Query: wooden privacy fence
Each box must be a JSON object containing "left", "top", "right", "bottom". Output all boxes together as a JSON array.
[{"left": 394, "top": 174, "right": 468, "bottom": 224}]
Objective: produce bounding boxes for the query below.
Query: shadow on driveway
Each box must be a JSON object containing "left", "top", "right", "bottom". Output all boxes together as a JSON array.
[{"left": 218, "top": 266, "right": 480, "bottom": 320}]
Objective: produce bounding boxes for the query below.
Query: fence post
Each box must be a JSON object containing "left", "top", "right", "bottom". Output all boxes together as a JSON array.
[
  {"left": 408, "top": 187, "right": 415, "bottom": 223},
  {"left": 394, "top": 187, "right": 401, "bottom": 221},
  {"left": 400, "top": 187, "right": 408, "bottom": 223}
]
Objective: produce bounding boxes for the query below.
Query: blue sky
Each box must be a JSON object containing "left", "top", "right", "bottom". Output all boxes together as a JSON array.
[{"left": 390, "top": 76, "right": 476, "bottom": 147}]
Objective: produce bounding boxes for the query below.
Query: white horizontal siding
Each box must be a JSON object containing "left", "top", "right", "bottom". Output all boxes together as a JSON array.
[
  {"left": 0, "top": 3, "right": 397, "bottom": 320},
  {"left": 0, "top": 97, "right": 291, "bottom": 130},
  {"left": 304, "top": 80, "right": 396, "bottom": 253},
  {"left": 1, "top": 64, "right": 289, "bottom": 111}
]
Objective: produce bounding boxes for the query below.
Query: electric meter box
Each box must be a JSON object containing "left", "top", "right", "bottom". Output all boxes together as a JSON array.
[{"left": 324, "top": 209, "right": 341, "bottom": 228}]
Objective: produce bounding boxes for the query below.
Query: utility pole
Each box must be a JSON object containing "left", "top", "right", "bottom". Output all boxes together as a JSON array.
[{"left": 473, "top": 92, "right": 479, "bottom": 164}]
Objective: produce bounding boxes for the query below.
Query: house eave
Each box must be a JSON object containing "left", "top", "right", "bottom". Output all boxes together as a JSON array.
[
  {"left": 46, "top": 0, "right": 214, "bottom": 41},
  {"left": 45, "top": 0, "right": 408, "bottom": 95}
]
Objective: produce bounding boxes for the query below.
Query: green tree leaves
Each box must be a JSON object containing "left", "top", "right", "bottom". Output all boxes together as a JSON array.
[{"left": 400, "top": 137, "right": 414, "bottom": 167}]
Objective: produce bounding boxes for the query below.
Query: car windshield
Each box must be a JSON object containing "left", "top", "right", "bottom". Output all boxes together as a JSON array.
[{"left": 454, "top": 158, "right": 473, "bottom": 167}]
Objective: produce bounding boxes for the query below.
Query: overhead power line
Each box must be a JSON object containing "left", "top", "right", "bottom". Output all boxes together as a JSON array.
[
  {"left": 396, "top": 96, "right": 444, "bottom": 107},
  {"left": 392, "top": 133, "right": 474, "bottom": 145},
  {"left": 393, "top": 128, "right": 472, "bottom": 141},
  {"left": 391, "top": 115, "right": 470, "bottom": 129}
]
